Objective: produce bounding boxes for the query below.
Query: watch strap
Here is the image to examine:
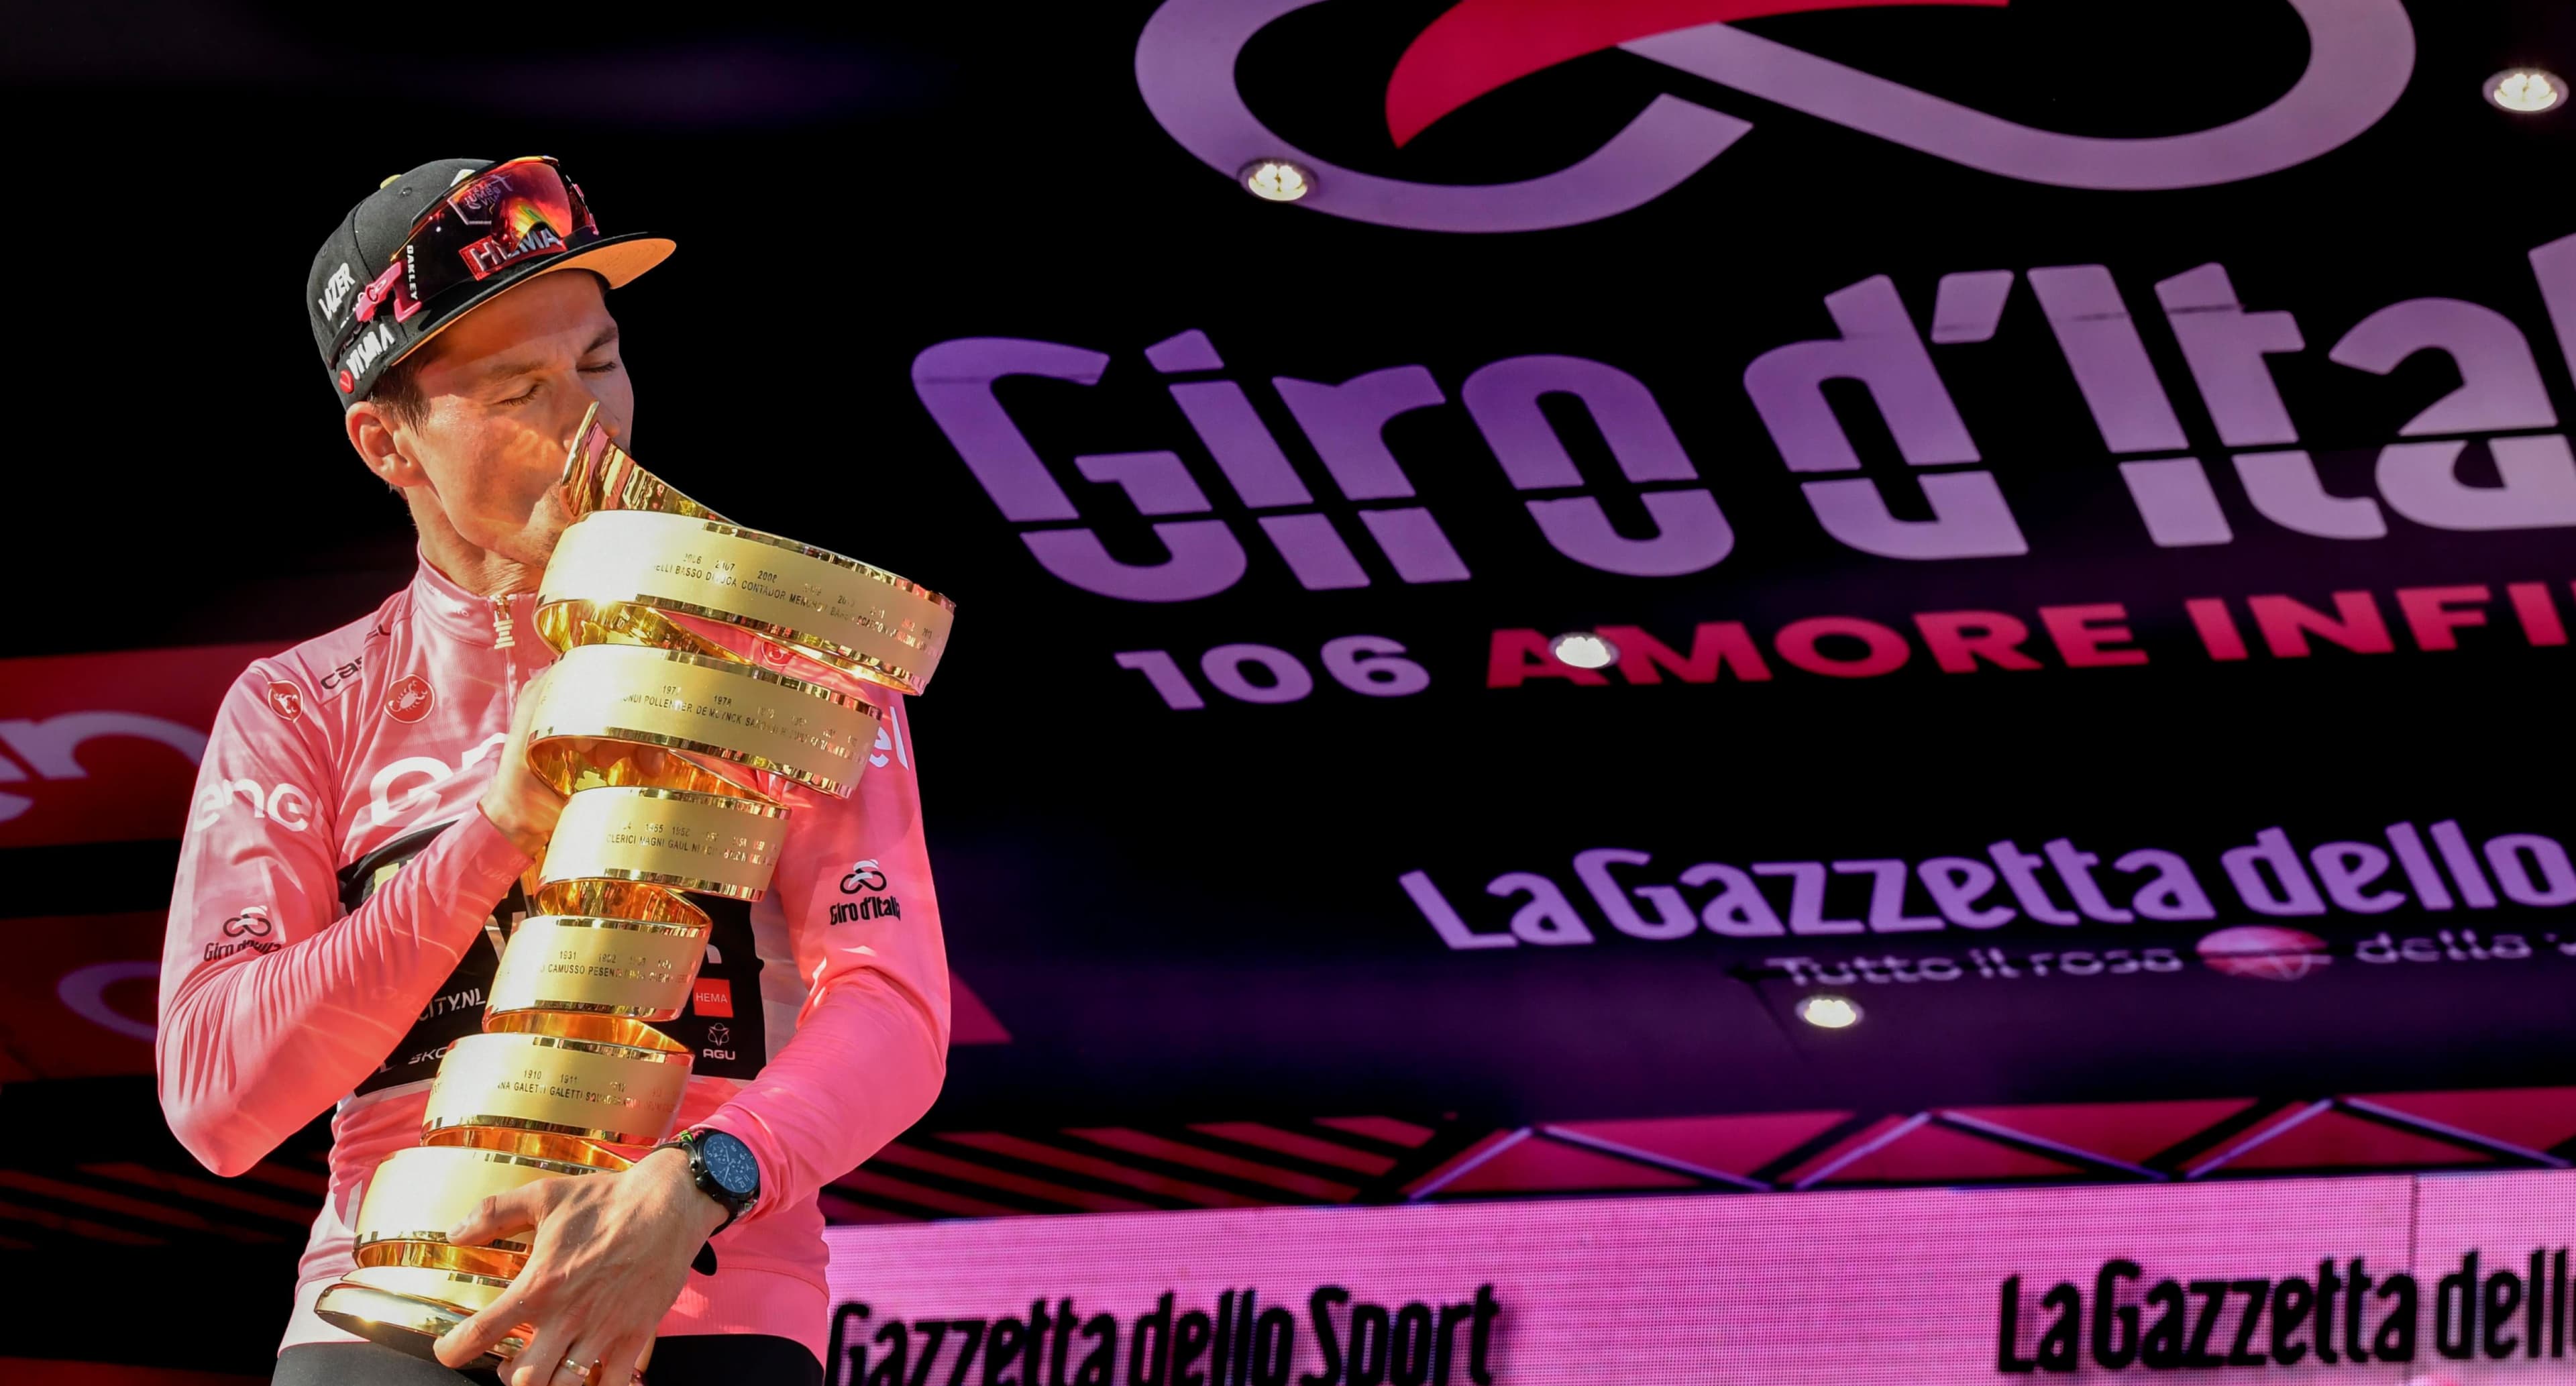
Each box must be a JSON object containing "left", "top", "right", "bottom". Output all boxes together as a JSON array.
[{"left": 658, "top": 1131, "right": 746, "bottom": 1277}]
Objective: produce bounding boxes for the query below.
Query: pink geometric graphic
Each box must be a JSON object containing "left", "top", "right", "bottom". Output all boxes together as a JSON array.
[
  {"left": 1552, "top": 1110, "right": 1853, "bottom": 1178},
  {"left": 1317, "top": 1115, "right": 1438, "bottom": 1147},
  {"left": 2207, "top": 1107, "right": 2496, "bottom": 1173},
  {"left": 2353, "top": 1085, "right": 2576, "bottom": 1155},
  {"left": 1945, "top": 1098, "right": 2259, "bottom": 1167},
  {"left": 1189, "top": 1122, "right": 1399, "bottom": 1175},
  {"left": 1432, "top": 1131, "right": 1699, "bottom": 1195},
  {"left": 1808, "top": 1120, "right": 2081, "bottom": 1185}
]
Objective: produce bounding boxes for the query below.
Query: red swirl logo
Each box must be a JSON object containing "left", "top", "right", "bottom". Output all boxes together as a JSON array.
[{"left": 1136, "top": 0, "right": 2416, "bottom": 231}]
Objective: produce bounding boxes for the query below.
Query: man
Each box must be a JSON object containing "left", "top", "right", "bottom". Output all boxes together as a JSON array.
[{"left": 159, "top": 156, "right": 950, "bottom": 1386}]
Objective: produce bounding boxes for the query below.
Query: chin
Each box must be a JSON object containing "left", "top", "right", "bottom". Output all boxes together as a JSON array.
[
  {"left": 519, "top": 531, "right": 569, "bottom": 569},
  {"left": 488, "top": 525, "right": 566, "bottom": 572}
]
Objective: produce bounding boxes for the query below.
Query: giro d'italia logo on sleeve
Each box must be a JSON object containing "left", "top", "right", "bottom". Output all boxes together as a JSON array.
[{"left": 1134, "top": 0, "right": 2417, "bottom": 232}]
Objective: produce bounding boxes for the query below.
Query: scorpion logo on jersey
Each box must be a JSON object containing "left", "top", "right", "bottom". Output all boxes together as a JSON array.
[{"left": 385, "top": 674, "right": 437, "bottom": 723}]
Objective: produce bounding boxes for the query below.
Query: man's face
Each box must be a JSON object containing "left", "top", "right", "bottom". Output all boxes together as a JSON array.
[{"left": 370, "top": 270, "right": 631, "bottom": 568}]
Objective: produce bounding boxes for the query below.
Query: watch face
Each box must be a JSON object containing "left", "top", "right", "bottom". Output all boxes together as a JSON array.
[{"left": 700, "top": 1131, "right": 759, "bottom": 1199}]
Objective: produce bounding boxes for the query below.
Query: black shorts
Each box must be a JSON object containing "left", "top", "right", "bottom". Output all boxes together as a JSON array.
[{"left": 272, "top": 1335, "right": 822, "bottom": 1385}]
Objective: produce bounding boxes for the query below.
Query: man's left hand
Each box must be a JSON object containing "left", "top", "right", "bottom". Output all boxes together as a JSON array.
[{"left": 433, "top": 1145, "right": 727, "bottom": 1385}]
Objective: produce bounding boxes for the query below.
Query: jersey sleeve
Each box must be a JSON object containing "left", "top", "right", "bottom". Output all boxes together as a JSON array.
[
  {"left": 157, "top": 664, "right": 533, "bottom": 1177},
  {"left": 693, "top": 691, "right": 951, "bottom": 1224}
]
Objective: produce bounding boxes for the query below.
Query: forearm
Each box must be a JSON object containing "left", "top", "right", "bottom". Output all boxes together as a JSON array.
[
  {"left": 692, "top": 968, "right": 948, "bottom": 1220},
  {"left": 157, "top": 809, "right": 531, "bottom": 1175}
]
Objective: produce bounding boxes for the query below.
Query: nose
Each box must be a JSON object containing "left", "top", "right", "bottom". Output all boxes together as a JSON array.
[{"left": 557, "top": 390, "right": 619, "bottom": 458}]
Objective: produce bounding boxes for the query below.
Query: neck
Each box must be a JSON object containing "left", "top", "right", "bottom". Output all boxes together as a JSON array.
[{"left": 409, "top": 491, "right": 541, "bottom": 598}]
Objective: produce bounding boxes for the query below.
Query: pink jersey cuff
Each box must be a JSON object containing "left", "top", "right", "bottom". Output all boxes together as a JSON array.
[
  {"left": 688, "top": 1106, "right": 792, "bottom": 1230},
  {"left": 451, "top": 804, "right": 538, "bottom": 893}
]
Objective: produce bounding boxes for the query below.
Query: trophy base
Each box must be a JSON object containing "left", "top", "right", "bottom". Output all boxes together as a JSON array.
[{"left": 313, "top": 1282, "right": 525, "bottom": 1375}]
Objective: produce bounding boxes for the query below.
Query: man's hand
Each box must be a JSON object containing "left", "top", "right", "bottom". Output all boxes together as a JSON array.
[
  {"left": 478, "top": 667, "right": 567, "bottom": 860},
  {"left": 433, "top": 1145, "right": 727, "bottom": 1385}
]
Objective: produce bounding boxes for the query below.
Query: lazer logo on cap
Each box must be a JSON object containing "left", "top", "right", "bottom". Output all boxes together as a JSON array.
[
  {"left": 1134, "top": 0, "right": 2418, "bottom": 231},
  {"left": 316, "top": 261, "right": 357, "bottom": 319},
  {"left": 337, "top": 320, "right": 397, "bottom": 392}
]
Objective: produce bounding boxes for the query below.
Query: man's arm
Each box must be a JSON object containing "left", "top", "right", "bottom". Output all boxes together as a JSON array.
[
  {"left": 433, "top": 688, "right": 951, "bottom": 1381},
  {"left": 692, "top": 690, "right": 952, "bottom": 1222},
  {"left": 157, "top": 665, "right": 536, "bottom": 1177}
]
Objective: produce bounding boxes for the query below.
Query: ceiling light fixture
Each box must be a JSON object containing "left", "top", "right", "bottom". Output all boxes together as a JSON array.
[
  {"left": 2487, "top": 68, "right": 2566, "bottom": 113},
  {"left": 1240, "top": 158, "right": 1317, "bottom": 202},
  {"left": 1795, "top": 994, "right": 1862, "bottom": 1030},
  {"left": 1549, "top": 631, "right": 1619, "bottom": 670}
]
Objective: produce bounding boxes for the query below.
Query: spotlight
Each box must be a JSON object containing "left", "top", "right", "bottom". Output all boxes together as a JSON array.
[
  {"left": 1549, "top": 631, "right": 1618, "bottom": 670},
  {"left": 1796, "top": 994, "right": 1862, "bottom": 1029},
  {"left": 2487, "top": 68, "right": 2565, "bottom": 113},
  {"left": 1240, "top": 158, "right": 1316, "bottom": 202}
]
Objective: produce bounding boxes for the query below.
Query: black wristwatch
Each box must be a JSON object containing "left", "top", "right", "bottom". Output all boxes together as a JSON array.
[{"left": 657, "top": 1129, "right": 760, "bottom": 1275}]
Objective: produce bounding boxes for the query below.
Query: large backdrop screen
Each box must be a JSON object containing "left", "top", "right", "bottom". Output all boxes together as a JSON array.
[{"left": 820, "top": 1171, "right": 2576, "bottom": 1384}]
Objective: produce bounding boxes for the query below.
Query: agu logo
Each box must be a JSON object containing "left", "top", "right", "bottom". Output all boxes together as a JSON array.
[{"left": 1136, "top": 0, "right": 2416, "bottom": 231}]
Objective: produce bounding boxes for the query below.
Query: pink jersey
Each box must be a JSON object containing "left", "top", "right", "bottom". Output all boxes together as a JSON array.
[{"left": 158, "top": 554, "right": 951, "bottom": 1365}]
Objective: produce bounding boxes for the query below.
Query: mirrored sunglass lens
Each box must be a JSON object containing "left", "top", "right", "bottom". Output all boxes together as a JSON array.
[{"left": 442, "top": 161, "right": 578, "bottom": 282}]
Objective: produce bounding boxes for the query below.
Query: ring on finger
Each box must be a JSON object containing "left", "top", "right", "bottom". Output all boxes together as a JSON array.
[{"left": 561, "top": 1356, "right": 596, "bottom": 1383}]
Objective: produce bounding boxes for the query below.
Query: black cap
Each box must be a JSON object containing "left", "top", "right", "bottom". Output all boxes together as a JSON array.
[{"left": 307, "top": 156, "right": 673, "bottom": 407}]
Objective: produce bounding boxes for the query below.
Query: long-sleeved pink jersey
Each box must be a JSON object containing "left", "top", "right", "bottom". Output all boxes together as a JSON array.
[{"left": 158, "top": 554, "right": 951, "bottom": 1364}]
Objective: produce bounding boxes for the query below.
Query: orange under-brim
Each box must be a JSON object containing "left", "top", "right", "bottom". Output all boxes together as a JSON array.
[{"left": 353, "top": 231, "right": 677, "bottom": 403}]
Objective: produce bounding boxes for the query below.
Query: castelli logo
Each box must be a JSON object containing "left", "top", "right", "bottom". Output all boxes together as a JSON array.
[
  {"left": 1134, "top": 0, "right": 2417, "bottom": 232},
  {"left": 385, "top": 674, "right": 436, "bottom": 723},
  {"left": 337, "top": 368, "right": 356, "bottom": 393},
  {"left": 266, "top": 681, "right": 304, "bottom": 721}
]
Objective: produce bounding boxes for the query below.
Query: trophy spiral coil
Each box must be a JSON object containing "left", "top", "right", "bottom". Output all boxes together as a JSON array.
[{"left": 314, "top": 407, "right": 953, "bottom": 1371}]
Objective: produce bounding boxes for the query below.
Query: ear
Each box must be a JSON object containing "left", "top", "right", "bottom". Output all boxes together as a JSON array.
[{"left": 345, "top": 399, "right": 427, "bottom": 490}]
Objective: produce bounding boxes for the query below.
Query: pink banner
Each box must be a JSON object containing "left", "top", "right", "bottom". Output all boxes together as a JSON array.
[
  {"left": 822, "top": 1170, "right": 2576, "bottom": 1383},
  {"left": 0, "top": 643, "right": 270, "bottom": 849}
]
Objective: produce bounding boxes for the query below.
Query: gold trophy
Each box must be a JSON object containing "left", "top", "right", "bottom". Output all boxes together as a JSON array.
[{"left": 313, "top": 407, "right": 954, "bottom": 1371}]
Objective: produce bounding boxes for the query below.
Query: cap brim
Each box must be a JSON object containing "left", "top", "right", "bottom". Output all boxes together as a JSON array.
[
  {"left": 368, "top": 231, "right": 677, "bottom": 388},
  {"left": 532, "top": 231, "right": 676, "bottom": 292}
]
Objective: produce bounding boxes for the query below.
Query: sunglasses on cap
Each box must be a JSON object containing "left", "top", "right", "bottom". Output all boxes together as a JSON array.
[{"left": 326, "top": 156, "right": 602, "bottom": 364}]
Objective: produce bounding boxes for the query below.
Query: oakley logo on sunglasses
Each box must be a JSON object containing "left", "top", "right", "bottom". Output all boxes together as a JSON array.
[{"left": 352, "top": 262, "right": 425, "bottom": 327}]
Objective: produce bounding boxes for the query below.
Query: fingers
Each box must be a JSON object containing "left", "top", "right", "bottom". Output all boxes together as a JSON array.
[
  {"left": 597, "top": 1330, "right": 651, "bottom": 1386},
  {"left": 537, "top": 1331, "right": 643, "bottom": 1386},
  {"left": 448, "top": 1181, "right": 551, "bottom": 1248},
  {"left": 434, "top": 1281, "right": 537, "bottom": 1371},
  {"left": 503, "top": 1316, "right": 575, "bottom": 1386}
]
